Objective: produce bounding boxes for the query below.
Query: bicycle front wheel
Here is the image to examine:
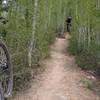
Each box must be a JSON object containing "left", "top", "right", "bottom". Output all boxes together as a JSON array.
[{"left": 0, "top": 41, "right": 13, "bottom": 98}]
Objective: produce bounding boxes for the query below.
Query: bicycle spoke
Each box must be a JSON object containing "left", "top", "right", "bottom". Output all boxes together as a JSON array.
[{"left": 0, "top": 73, "right": 9, "bottom": 93}]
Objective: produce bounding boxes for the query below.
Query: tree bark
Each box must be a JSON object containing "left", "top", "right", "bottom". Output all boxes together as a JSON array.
[{"left": 28, "top": 0, "right": 38, "bottom": 67}]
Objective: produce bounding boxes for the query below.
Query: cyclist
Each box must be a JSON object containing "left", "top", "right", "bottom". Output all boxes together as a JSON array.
[{"left": 66, "top": 16, "right": 72, "bottom": 32}]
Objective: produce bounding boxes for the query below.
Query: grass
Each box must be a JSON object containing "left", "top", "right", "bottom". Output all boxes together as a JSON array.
[{"left": 80, "top": 78, "right": 95, "bottom": 91}]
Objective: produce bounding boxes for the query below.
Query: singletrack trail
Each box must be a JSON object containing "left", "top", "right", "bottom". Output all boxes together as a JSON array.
[{"left": 13, "top": 34, "right": 99, "bottom": 100}]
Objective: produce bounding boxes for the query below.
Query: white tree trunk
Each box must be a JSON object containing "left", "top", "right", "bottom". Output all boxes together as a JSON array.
[
  {"left": 96, "top": 0, "right": 100, "bottom": 8},
  {"left": 61, "top": 8, "right": 66, "bottom": 35},
  {"left": 45, "top": 0, "right": 49, "bottom": 30},
  {"left": 28, "top": 0, "right": 38, "bottom": 67}
]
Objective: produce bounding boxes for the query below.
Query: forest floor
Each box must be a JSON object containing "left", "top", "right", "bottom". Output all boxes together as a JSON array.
[{"left": 12, "top": 34, "right": 100, "bottom": 100}]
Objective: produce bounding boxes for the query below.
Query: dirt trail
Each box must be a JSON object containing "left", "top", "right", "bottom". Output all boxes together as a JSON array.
[{"left": 13, "top": 34, "right": 100, "bottom": 100}]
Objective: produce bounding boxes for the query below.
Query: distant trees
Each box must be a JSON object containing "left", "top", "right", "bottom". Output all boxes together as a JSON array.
[
  {"left": 68, "top": 0, "right": 100, "bottom": 74},
  {"left": 0, "top": 0, "right": 68, "bottom": 90}
]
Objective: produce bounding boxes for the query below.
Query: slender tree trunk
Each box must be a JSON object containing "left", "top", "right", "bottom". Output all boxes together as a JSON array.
[
  {"left": 28, "top": 0, "right": 38, "bottom": 67},
  {"left": 61, "top": 8, "right": 66, "bottom": 35},
  {"left": 45, "top": 0, "right": 48, "bottom": 31},
  {"left": 96, "top": 0, "right": 100, "bottom": 8}
]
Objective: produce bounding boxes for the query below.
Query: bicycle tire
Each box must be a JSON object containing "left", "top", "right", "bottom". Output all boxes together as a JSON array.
[
  {"left": 0, "top": 41, "right": 13, "bottom": 98},
  {"left": 0, "top": 83, "right": 4, "bottom": 100}
]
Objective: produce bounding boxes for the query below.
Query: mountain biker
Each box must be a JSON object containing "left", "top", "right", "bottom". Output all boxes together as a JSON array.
[{"left": 66, "top": 16, "right": 72, "bottom": 32}]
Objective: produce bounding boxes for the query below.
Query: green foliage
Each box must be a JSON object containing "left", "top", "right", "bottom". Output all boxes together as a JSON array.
[
  {"left": 0, "top": 0, "right": 100, "bottom": 92},
  {"left": 68, "top": 0, "right": 100, "bottom": 74},
  {"left": 80, "top": 78, "right": 95, "bottom": 91},
  {"left": 0, "top": 0, "right": 68, "bottom": 91}
]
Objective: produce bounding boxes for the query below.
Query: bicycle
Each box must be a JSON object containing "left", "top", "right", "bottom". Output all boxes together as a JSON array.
[
  {"left": 66, "top": 16, "right": 72, "bottom": 33},
  {"left": 0, "top": 39, "right": 13, "bottom": 100}
]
